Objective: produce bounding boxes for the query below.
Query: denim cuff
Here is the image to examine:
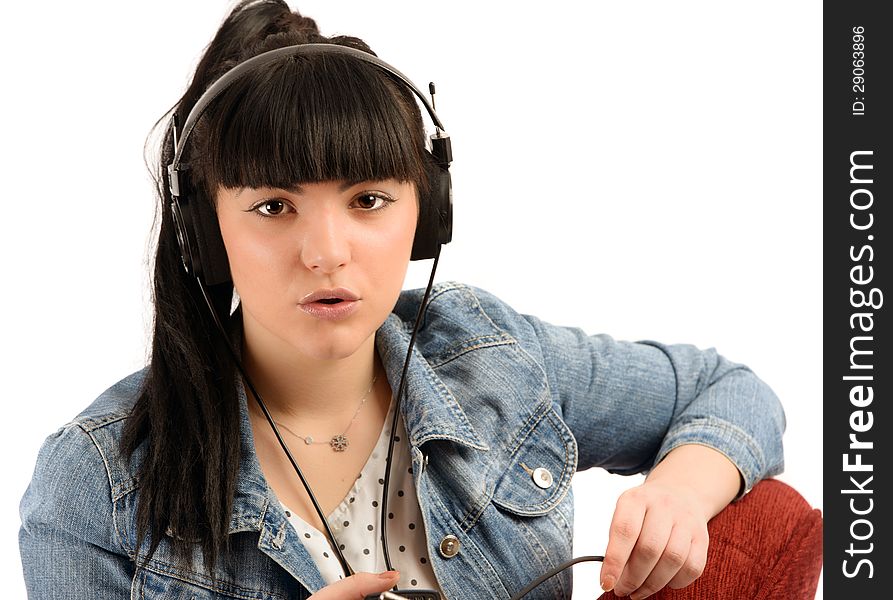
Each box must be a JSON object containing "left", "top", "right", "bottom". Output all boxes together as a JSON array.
[{"left": 651, "top": 417, "right": 768, "bottom": 499}]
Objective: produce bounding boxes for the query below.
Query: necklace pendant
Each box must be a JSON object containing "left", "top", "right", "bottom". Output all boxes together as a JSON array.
[{"left": 330, "top": 434, "right": 349, "bottom": 452}]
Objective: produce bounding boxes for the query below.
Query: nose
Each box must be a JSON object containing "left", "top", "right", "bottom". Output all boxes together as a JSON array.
[{"left": 299, "top": 208, "right": 351, "bottom": 273}]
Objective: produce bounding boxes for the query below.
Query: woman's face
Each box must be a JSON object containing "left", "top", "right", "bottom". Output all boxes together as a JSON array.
[{"left": 216, "top": 179, "right": 418, "bottom": 362}]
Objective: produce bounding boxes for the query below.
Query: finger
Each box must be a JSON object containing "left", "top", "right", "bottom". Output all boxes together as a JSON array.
[
  {"left": 613, "top": 507, "right": 673, "bottom": 597},
  {"left": 600, "top": 491, "right": 647, "bottom": 592},
  {"left": 308, "top": 571, "right": 401, "bottom": 600},
  {"left": 668, "top": 525, "right": 708, "bottom": 590},
  {"left": 628, "top": 524, "right": 691, "bottom": 600}
]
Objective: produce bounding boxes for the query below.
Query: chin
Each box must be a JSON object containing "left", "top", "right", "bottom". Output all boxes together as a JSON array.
[
  {"left": 302, "top": 345, "right": 358, "bottom": 362},
  {"left": 293, "top": 331, "right": 369, "bottom": 362}
]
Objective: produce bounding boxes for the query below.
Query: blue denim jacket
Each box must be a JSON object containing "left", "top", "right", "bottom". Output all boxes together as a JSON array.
[{"left": 20, "top": 282, "right": 785, "bottom": 599}]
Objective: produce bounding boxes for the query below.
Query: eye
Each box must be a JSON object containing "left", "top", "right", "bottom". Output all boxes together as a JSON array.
[
  {"left": 351, "top": 193, "right": 393, "bottom": 211},
  {"left": 251, "top": 199, "right": 292, "bottom": 217}
]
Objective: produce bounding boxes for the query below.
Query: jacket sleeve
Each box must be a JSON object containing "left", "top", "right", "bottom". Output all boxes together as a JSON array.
[
  {"left": 527, "top": 316, "right": 785, "bottom": 492},
  {"left": 20, "top": 423, "right": 134, "bottom": 598},
  {"left": 470, "top": 286, "right": 786, "bottom": 494}
]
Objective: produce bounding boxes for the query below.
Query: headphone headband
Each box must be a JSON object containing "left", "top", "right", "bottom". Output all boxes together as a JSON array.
[
  {"left": 169, "top": 43, "right": 450, "bottom": 196},
  {"left": 166, "top": 42, "right": 454, "bottom": 286}
]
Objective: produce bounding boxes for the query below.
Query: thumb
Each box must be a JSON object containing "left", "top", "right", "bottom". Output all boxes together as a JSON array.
[{"left": 308, "top": 571, "right": 401, "bottom": 600}]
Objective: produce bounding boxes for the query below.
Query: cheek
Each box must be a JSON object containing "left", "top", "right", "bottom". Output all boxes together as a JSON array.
[
  {"left": 216, "top": 216, "right": 285, "bottom": 297},
  {"left": 368, "top": 208, "right": 417, "bottom": 269},
  {"left": 355, "top": 213, "right": 416, "bottom": 315}
]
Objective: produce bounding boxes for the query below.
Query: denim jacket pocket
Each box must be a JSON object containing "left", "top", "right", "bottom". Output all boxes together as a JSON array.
[
  {"left": 479, "top": 406, "right": 578, "bottom": 600},
  {"left": 134, "top": 565, "right": 296, "bottom": 600},
  {"left": 491, "top": 406, "right": 578, "bottom": 516},
  {"left": 130, "top": 531, "right": 304, "bottom": 600},
  {"left": 134, "top": 568, "right": 241, "bottom": 600}
]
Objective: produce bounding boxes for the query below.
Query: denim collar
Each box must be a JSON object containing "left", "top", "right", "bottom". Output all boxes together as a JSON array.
[
  {"left": 375, "top": 312, "right": 489, "bottom": 452},
  {"left": 224, "top": 310, "right": 489, "bottom": 592}
]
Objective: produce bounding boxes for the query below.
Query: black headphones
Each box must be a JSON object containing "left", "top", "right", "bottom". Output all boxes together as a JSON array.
[{"left": 166, "top": 43, "right": 454, "bottom": 287}]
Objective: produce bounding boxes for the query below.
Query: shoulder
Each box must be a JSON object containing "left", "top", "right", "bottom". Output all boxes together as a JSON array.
[
  {"left": 21, "top": 370, "right": 147, "bottom": 538},
  {"left": 34, "top": 367, "right": 145, "bottom": 464},
  {"left": 392, "top": 283, "right": 580, "bottom": 511},
  {"left": 72, "top": 368, "right": 146, "bottom": 431},
  {"left": 391, "top": 282, "right": 572, "bottom": 397},
  {"left": 393, "top": 281, "right": 549, "bottom": 361},
  {"left": 57, "top": 368, "right": 146, "bottom": 489}
]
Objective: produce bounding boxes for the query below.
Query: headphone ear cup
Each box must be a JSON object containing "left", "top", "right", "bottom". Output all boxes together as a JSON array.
[
  {"left": 169, "top": 173, "right": 233, "bottom": 286},
  {"left": 189, "top": 194, "right": 233, "bottom": 286},
  {"left": 170, "top": 198, "right": 195, "bottom": 275},
  {"left": 411, "top": 153, "right": 452, "bottom": 261}
]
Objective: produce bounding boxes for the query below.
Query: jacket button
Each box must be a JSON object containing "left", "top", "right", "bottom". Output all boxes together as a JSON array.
[
  {"left": 439, "top": 535, "right": 461, "bottom": 558},
  {"left": 532, "top": 467, "right": 554, "bottom": 489}
]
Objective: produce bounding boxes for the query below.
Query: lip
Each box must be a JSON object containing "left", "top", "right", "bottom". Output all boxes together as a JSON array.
[
  {"left": 298, "top": 287, "right": 361, "bottom": 321},
  {"left": 299, "top": 287, "right": 360, "bottom": 304}
]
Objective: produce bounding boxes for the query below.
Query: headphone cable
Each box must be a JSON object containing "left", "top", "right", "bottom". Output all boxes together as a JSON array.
[
  {"left": 380, "top": 247, "right": 441, "bottom": 575},
  {"left": 196, "top": 278, "right": 355, "bottom": 577},
  {"left": 196, "top": 248, "right": 441, "bottom": 581},
  {"left": 198, "top": 270, "right": 604, "bottom": 599},
  {"left": 510, "top": 555, "right": 605, "bottom": 600}
]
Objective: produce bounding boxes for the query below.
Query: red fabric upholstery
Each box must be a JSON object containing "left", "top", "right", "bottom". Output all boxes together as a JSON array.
[{"left": 597, "top": 479, "right": 823, "bottom": 599}]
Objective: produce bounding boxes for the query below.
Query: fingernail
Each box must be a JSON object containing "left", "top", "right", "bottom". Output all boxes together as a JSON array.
[
  {"left": 600, "top": 575, "right": 615, "bottom": 592},
  {"left": 378, "top": 570, "right": 400, "bottom": 579}
]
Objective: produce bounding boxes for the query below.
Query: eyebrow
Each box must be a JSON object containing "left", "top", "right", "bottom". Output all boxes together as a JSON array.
[{"left": 233, "top": 180, "right": 366, "bottom": 198}]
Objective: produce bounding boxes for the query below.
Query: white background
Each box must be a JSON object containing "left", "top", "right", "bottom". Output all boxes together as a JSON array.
[{"left": 0, "top": 1, "right": 822, "bottom": 598}]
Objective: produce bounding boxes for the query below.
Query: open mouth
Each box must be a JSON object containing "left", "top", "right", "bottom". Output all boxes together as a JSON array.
[
  {"left": 298, "top": 291, "right": 359, "bottom": 320},
  {"left": 299, "top": 288, "right": 359, "bottom": 307}
]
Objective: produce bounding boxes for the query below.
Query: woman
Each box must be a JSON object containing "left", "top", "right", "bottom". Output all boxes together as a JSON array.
[{"left": 19, "top": 2, "right": 788, "bottom": 599}]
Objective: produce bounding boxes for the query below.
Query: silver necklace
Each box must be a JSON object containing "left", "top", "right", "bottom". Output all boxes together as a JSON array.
[{"left": 273, "top": 375, "right": 377, "bottom": 452}]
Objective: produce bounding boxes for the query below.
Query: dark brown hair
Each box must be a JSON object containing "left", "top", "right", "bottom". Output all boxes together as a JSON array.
[{"left": 121, "top": 0, "right": 430, "bottom": 572}]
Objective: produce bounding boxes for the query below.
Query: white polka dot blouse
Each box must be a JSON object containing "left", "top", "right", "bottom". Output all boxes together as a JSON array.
[{"left": 281, "top": 399, "right": 440, "bottom": 592}]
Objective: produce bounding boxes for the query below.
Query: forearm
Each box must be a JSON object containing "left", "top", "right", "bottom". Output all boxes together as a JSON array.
[{"left": 645, "top": 443, "right": 743, "bottom": 520}]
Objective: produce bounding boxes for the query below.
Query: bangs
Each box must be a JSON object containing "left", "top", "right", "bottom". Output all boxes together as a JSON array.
[{"left": 193, "top": 53, "right": 429, "bottom": 193}]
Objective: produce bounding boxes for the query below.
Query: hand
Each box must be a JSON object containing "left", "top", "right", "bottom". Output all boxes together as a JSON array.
[
  {"left": 599, "top": 481, "right": 709, "bottom": 599},
  {"left": 308, "top": 570, "right": 401, "bottom": 600}
]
